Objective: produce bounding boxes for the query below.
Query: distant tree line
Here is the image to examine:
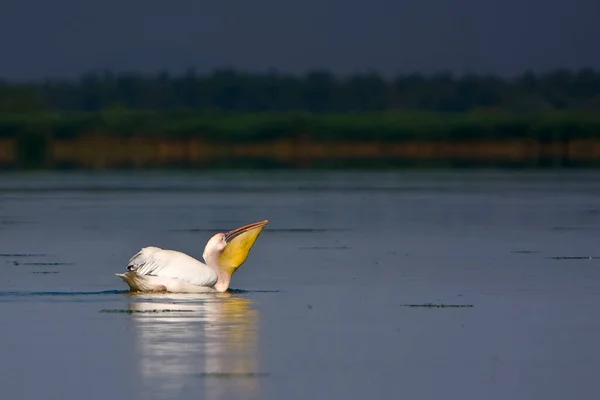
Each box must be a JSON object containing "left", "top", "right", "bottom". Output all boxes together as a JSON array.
[{"left": 1, "top": 68, "right": 599, "bottom": 113}]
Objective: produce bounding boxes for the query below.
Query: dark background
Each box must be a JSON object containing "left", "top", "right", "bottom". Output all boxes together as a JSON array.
[{"left": 1, "top": 0, "right": 599, "bottom": 81}]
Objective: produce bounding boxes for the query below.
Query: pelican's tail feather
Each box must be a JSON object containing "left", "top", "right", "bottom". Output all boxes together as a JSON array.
[{"left": 116, "top": 272, "right": 156, "bottom": 292}]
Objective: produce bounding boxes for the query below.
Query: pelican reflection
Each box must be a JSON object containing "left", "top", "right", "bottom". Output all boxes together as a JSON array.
[{"left": 128, "top": 293, "right": 261, "bottom": 400}]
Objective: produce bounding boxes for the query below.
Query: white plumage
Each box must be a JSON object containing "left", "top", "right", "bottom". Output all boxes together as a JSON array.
[
  {"left": 127, "top": 246, "right": 218, "bottom": 287},
  {"left": 116, "top": 220, "right": 269, "bottom": 293}
]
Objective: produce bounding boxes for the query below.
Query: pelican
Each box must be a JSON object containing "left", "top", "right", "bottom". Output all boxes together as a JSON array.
[{"left": 116, "top": 220, "right": 269, "bottom": 293}]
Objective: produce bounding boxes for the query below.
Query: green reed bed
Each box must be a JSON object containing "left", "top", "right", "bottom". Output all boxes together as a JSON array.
[{"left": 1, "top": 110, "right": 600, "bottom": 142}]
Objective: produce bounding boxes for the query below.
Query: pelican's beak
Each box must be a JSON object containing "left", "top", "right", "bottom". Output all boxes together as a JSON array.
[{"left": 219, "top": 220, "right": 269, "bottom": 276}]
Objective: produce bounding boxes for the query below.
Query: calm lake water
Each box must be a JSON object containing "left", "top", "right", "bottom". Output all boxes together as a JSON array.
[{"left": 1, "top": 170, "right": 600, "bottom": 400}]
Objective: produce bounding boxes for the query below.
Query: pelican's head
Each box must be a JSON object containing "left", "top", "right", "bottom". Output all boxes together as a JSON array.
[{"left": 203, "top": 220, "right": 269, "bottom": 277}]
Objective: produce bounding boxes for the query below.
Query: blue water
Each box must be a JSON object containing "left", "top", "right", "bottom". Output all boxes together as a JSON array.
[{"left": 1, "top": 170, "right": 600, "bottom": 400}]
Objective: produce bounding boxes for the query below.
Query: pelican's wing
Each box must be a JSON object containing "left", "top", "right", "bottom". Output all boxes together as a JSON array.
[{"left": 127, "top": 246, "right": 218, "bottom": 287}]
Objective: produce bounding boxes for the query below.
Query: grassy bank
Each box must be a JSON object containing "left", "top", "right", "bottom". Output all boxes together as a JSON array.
[
  {"left": 1, "top": 110, "right": 600, "bottom": 168},
  {"left": 1, "top": 110, "right": 600, "bottom": 141}
]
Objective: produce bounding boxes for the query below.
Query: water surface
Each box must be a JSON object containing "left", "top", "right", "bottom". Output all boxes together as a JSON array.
[{"left": 1, "top": 170, "right": 600, "bottom": 400}]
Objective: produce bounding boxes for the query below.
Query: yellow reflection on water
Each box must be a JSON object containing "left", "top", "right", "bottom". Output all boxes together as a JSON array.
[{"left": 128, "top": 293, "right": 261, "bottom": 400}]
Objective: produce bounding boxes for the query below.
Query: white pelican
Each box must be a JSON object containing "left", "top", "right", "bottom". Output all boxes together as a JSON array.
[{"left": 116, "top": 220, "right": 269, "bottom": 293}]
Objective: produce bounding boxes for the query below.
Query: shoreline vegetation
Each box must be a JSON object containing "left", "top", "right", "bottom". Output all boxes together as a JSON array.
[
  {"left": 1, "top": 69, "right": 599, "bottom": 169},
  {"left": 1, "top": 110, "right": 600, "bottom": 169}
]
